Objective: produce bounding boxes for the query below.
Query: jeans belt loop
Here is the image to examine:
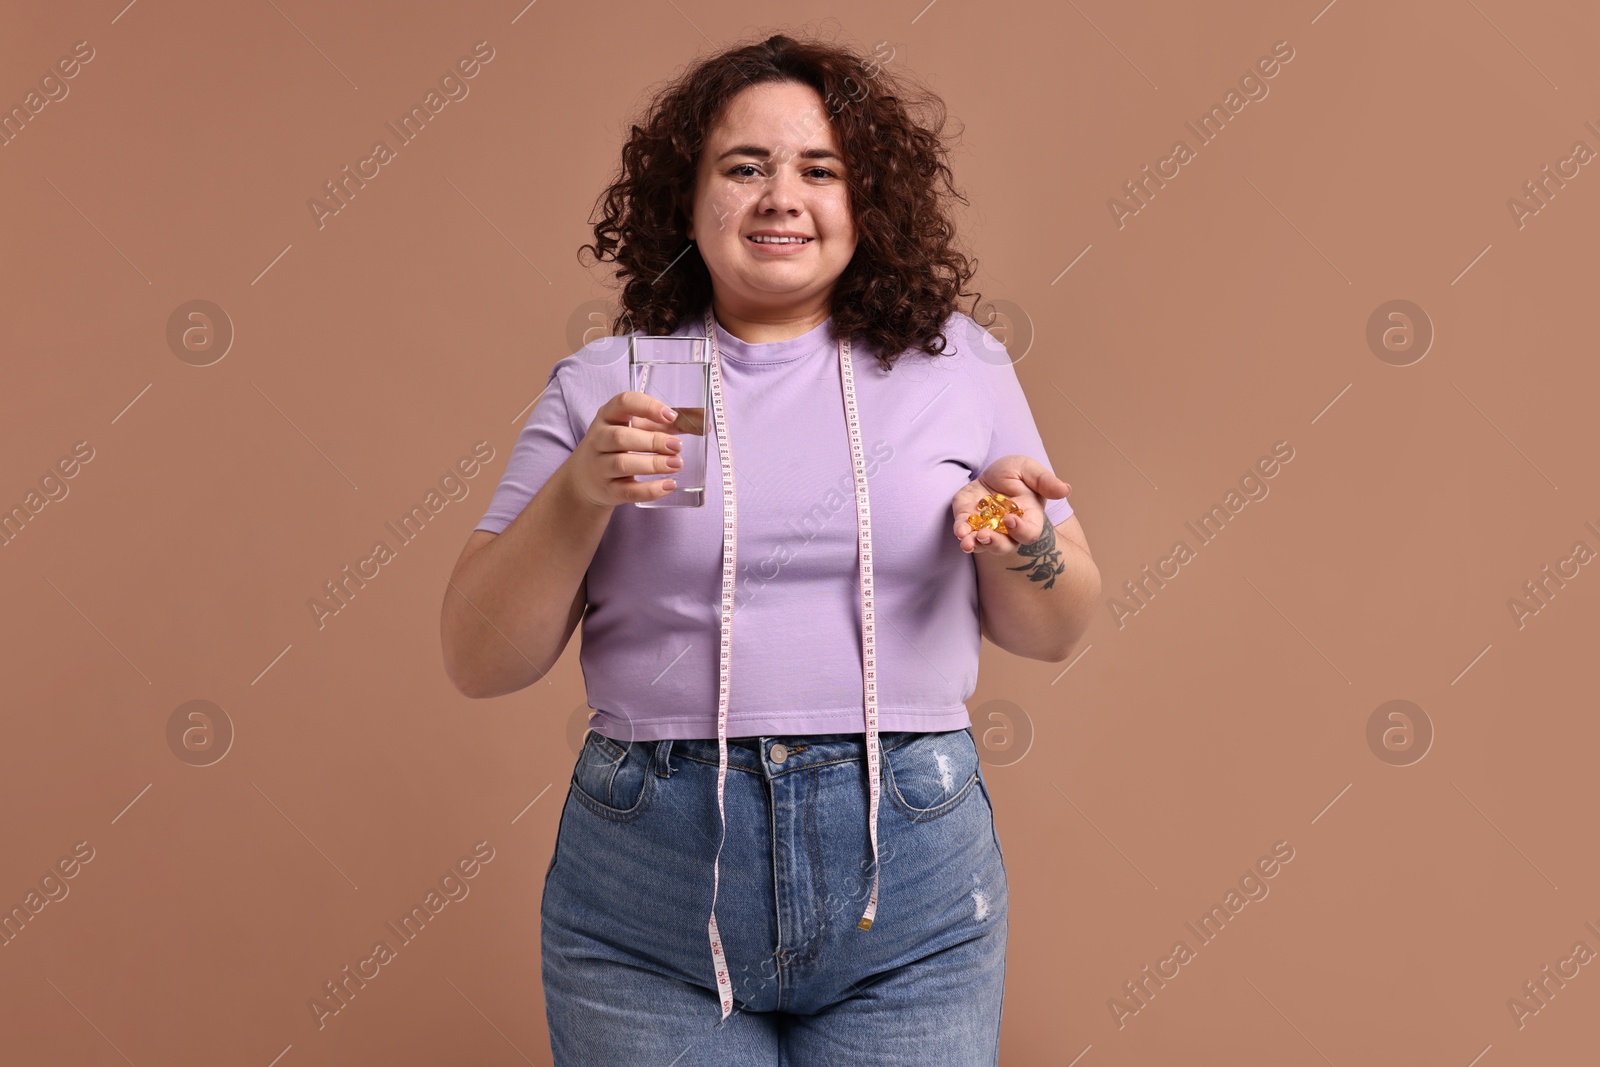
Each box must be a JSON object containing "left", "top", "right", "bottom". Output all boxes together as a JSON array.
[{"left": 654, "top": 738, "right": 675, "bottom": 778}]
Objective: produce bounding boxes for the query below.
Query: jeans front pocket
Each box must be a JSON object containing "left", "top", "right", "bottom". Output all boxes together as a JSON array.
[
  {"left": 569, "top": 729, "right": 657, "bottom": 822},
  {"left": 884, "top": 729, "right": 981, "bottom": 822}
]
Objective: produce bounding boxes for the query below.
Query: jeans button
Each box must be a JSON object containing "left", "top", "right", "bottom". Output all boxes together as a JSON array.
[{"left": 769, "top": 743, "right": 789, "bottom": 764}]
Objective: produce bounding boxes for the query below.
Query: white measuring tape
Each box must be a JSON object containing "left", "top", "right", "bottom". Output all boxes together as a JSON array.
[{"left": 701, "top": 306, "right": 881, "bottom": 1024}]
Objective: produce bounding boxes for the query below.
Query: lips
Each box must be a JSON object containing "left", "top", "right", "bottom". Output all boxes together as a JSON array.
[{"left": 743, "top": 233, "right": 815, "bottom": 258}]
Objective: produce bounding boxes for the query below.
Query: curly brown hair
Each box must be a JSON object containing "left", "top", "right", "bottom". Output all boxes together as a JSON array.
[{"left": 578, "top": 29, "right": 986, "bottom": 372}]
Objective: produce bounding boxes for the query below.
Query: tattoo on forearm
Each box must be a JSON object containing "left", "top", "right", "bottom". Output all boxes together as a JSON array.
[{"left": 1006, "top": 521, "right": 1067, "bottom": 590}]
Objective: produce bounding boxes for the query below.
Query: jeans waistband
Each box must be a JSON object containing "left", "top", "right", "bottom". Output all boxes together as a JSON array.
[{"left": 651, "top": 729, "right": 959, "bottom": 778}]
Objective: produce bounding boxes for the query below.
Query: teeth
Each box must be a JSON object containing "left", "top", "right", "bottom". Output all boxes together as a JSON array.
[{"left": 749, "top": 235, "right": 810, "bottom": 243}]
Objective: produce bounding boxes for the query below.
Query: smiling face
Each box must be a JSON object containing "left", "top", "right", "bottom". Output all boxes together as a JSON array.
[{"left": 684, "top": 80, "right": 857, "bottom": 324}]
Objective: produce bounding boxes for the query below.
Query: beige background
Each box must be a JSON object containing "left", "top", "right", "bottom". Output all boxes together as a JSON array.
[{"left": 4, "top": 0, "right": 1598, "bottom": 1063}]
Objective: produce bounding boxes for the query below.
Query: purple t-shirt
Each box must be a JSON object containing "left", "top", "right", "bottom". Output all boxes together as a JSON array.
[{"left": 475, "top": 307, "right": 1073, "bottom": 741}]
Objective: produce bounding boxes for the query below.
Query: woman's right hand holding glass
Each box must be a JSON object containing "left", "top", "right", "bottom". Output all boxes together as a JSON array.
[{"left": 565, "top": 391, "right": 686, "bottom": 508}]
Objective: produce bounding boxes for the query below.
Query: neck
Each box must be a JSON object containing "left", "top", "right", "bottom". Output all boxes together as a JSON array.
[{"left": 710, "top": 294, "right": 831, "bottom": 343}]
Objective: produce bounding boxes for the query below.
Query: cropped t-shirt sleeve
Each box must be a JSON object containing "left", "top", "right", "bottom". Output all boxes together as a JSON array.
[
  {"left": 475, "top": 363, "right": 583, "bottom": 534},
  {"left": 968, "top": 316, "right": 1075, "bottom": 528}
]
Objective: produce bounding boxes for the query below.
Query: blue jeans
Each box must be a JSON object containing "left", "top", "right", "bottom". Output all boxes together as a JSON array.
[{"left": 541, "top": 727, "right": 1010, "bottom": 1065}]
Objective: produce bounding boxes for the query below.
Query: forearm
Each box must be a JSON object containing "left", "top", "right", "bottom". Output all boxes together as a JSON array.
[
  {"left": 975, "top": 521, "right": 1101, "bottom": 661},
  {"left": 441, "top": 461, "right": 612, "bottom": 697}
]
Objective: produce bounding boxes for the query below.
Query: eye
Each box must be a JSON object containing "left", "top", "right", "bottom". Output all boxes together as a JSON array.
[{"left": 726, "top": 163, "right": 841, "bottom": 180}]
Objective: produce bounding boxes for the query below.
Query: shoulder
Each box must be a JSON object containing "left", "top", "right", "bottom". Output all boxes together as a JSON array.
[
  {"left": 907, "top": 311, "right": 1017, "bottom": 383},
  {"left": 544, "top": 330, "right": 637, "bottom": 398},
  {"left": 506, "top": 332, "right": 637, "bottom": 442},
  {"left": 929, "top": 310, "right": 1012, "bottom": 364},
  {"left": 956, "top": 310, "right": 1024, "bottom": 366}
]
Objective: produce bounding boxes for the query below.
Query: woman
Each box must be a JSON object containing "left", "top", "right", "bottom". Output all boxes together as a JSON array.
[{"left": 440, "top": 31, "right": 1100, "bottom": 1066}]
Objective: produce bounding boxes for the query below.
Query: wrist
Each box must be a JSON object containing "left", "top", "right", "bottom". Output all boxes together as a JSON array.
[{"left": 557, "top": 459, "right": 617, "bottom": 518}]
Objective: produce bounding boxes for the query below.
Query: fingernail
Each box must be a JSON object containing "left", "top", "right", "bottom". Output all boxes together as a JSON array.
[
  {"left": 666, "top": 437, "right": 682, "bottom": 452},
  {"left": 667, "top": 455, "right": 684, "bottom": 469},
  {"left": 662, "top": 407, "right": 677, "bottom": 420}
]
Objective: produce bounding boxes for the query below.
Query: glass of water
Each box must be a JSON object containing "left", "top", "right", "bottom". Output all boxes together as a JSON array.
[{"left": 629, "top": 334, "right": 710, "bottom": 508}]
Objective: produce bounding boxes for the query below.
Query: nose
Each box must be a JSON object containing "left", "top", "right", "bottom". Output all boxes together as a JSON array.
[{"left": 756, "top": 166, "right": 802, "bottom": 215}]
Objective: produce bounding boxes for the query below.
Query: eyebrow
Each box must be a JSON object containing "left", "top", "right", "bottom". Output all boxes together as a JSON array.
[{"left": 715, "top": 144, "right": 842, "bottom": 163}]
